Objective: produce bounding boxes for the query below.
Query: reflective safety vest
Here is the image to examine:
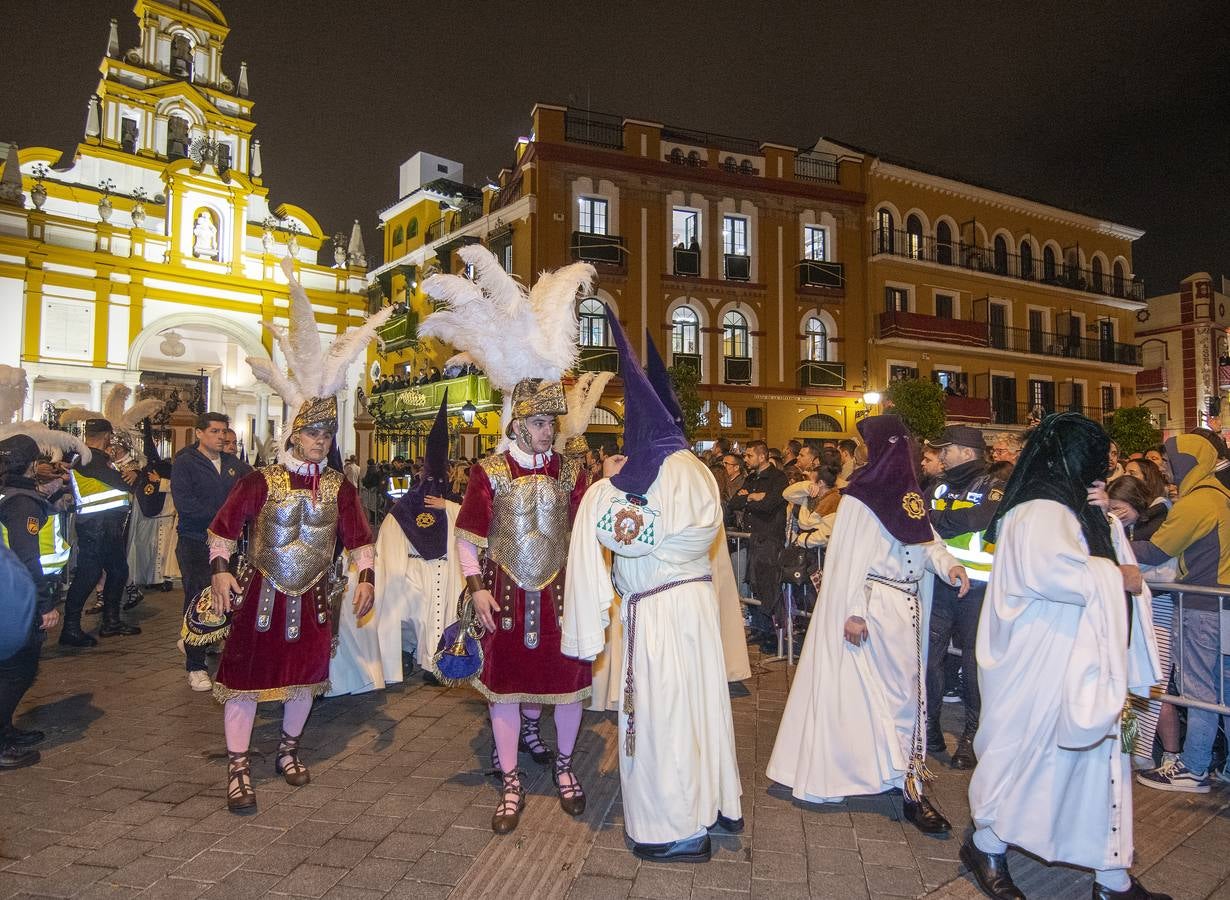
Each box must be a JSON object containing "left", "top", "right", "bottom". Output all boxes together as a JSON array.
[
  {"left": 931, "top": 486, "right": 997, "bottom": 582},
  {"left": 70, "top": 469, "right": 131, "bottom": 516},
  {"left": 386, "top": 475, "right": 410, "bottom": 500},
  {"left": 0, "top": 495, "right": 69, "bottom": 575}
]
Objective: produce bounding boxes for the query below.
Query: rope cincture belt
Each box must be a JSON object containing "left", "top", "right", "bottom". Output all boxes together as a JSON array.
[
  {"left": 864, "top": 571, "right": 932, "bottom": 800},
  {"left": 622, "top": 574, "right": 712, "bottom": 757}
]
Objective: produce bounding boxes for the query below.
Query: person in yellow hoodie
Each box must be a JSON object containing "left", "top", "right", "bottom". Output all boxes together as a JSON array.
[{"left": 1132, "top": 433, "right": 1230, "bottom": 793}]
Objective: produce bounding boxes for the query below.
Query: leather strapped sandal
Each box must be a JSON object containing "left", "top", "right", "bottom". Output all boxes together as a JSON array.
[
  {"left": 552, "top": 752, "right": 586, "bottom": 817},
  {"left": 491, "top": 770, "right": 525, "bottom": 834},
  {"left": 274, "top": 732, "right": 311, "bottom": 786},
  {"left": 518, "top": 712, "right": 554, "bottom": 765},
  {"left": 226, "top": 751, "right": 257, "bottom": 814}
]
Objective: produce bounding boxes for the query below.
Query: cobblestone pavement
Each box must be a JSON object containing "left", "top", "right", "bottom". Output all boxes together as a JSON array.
[{"left": 1, "top": 595, "right": 1227, "bottom": 899}]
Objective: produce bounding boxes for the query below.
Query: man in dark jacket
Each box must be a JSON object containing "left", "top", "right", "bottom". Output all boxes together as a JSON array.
[
  {"left": 925, "top": 425, "right": 1003, "bottom": 769},
  {"left": 62, "top": 419, "right": 138, "bottom": 646},
  {"left": 0, "top": 435, "right": 62, "bottom": 767},
  {"left": 728, "top": 440, "right": 789, "bottom": 644},
  {"left": 171, "top": 412, "right": 245, "bottom": 692}
]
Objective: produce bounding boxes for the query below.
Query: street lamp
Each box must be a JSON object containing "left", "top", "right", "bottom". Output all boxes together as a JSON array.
[
  {"left": 862, "top": 390, "right": 881, "bottom": 406},
  {"left": 461, "top": 400, "right": 477, "bottom": 426}
]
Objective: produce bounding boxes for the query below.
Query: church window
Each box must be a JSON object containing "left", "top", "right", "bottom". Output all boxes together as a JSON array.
[{"left": 167, "top": 115, "right": 190, "bottom": 160}]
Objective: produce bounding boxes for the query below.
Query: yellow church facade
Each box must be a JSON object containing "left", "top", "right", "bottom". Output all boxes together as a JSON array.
[{"left": 0, "top": 0, "right": 374, "bottom": 458}]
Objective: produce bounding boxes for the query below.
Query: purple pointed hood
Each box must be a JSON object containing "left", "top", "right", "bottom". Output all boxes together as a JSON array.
[
  {"left": 390, "top": 389, "right": 450, "bottom": 559},
  {"left": 645, "top": 329, "right": 686, "bottom": 432},
  {"left": 607, "top": 307, "right": 688, "bottom": 497}
]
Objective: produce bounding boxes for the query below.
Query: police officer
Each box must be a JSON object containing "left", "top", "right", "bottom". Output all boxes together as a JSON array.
[
  {"left": 0, "top": 435, "right": 66, "bottom": 767},
  {"left": 61, "top": 418, "right": 139, "bottom": 646},
  {"left": 924, "top": 425, "right": 1003, "bottom": 769}
]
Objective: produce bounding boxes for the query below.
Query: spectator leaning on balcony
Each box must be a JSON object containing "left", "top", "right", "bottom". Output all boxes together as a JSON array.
[{"left": 1132, "top": 433, "right": 1230, "bottom": 794}]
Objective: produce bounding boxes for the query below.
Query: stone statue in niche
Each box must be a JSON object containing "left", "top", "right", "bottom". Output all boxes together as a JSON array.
[{"left": 193, "top": 210, "right": 218, "bottom": 258}]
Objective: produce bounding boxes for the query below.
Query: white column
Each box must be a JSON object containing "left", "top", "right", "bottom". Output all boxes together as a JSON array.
[
  {"left": 255, "top": 387, "right": 270, "bottom": 443},
  {"left": 89, "top": 379, "right": 104, "bottom": 411}
]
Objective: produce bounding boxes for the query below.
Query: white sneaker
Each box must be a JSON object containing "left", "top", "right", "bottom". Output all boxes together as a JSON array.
[
  {"left": 187, "top": 670, "right": 213, "bottom": 692},
  {"left": 1135, "top": 755, "right": 1211, "bottom": 793}
]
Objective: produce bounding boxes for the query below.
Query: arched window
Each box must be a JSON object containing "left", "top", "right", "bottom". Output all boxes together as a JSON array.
[
  {"left": 905, "top": 214, "right": 924, "bottom": 259},
  {"left": 391, "top": 225, "right": 404, "bottom": 246},
  {"left": 166, "top": 113, "right": 190, "bottom": 159},
  {"left": 406, "top": 218, "right": 419, "bottom": 239},
  {"left": 1091, "top": 256, "right": 1104, "bottom": 293},
  {"left": 1113, "top": 260, "right": 1126, "bottom": 297},
  {"left": 1043, "top": 245, "right": 1057, "bottom": 281},
  {"left": 876, "top": 208, "right": 894, "bottom": 253},
  {"left": 171, "top": 34, "right": 193, "bottom": 79},
  {"left": 669, "top": 147, "right": 684, "bottom": 164},
  {"left": 993, "top": 235, "right": 1008, "bottom": 274},
  {"left": 578, "top": 298, "right": 607, "bottom": 347},
  {"left": 805, "top": 316, "right": 828, "bottom": 362},
  {"left": 936, "top": 220, "right": 953, "bottom": 265},
  {"left": 800, "top": 413, "right": 842, "bottom": 433},
  {"left": 671, "top": 306, "right": 700, "bottom": 355},
  {"left": 723, "top": 310, "right": 749, "bottom": 358},
  {"left": 1020, "top": 239, "right": 1034, "bottom": 279}
]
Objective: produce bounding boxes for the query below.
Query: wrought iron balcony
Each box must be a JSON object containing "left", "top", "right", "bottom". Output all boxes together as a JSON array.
[
  {"left": 798, "top": 260, "right": 845, "bottom": 290},
  {"left": 871, "top": 226, "right": 1145, "bottom": 301},
  {"left": 571, "top": 232, "right": 625, "bottom": 266},
  {"left": 564, "top": 110, "right": 624, "bottom": 149},
  {"left": 724, "top": 356, "right": 752, "bottom": 384},
  {"left": 375, "top": 309, "right": 419, "bottom": 353},
  {"left": 672, "top": 352, "right": 702, "bottom": 376},
  {"left": 724, "top": 253, "right": 750, "bottom": 281},
  {"left": 1136, "top": 366, "right": 1167, "bottom": 393},
  {"left": 577, "top": 346, "right": 619, "bottom": 374},
  {"left": 798, "top": 361, "right": 846, "bottom": 389},
  {"left": 878, "top": 311, "right": 990, "bottom": 348},
  {"left": 794, "top": 150, "right": 839, "bottom": 183},
  {"left": 943, "top": 395, "right": 992, "bottom": 423},
  {"left": 673, "top": 248, "right": 701, "bottom": 277}
]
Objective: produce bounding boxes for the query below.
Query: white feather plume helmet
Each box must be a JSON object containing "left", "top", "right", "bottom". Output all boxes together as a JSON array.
[
  {"left": 59, "top": 384, "right": 165, "bottom": 432},
  {"left": 0, "top": 422, "right": 92, "bottom": 465},
  {"left": 247, "top": 257, "right": 394, "bottom": 424},
  {"left": 420, "top": 245, "right": 594, "bottom": 449},
  {"left": 554, "top": 372, "right": 613, "bottom": 454},
  {"left": 0, "top": 365, "right": 28, "bottom": 424}
]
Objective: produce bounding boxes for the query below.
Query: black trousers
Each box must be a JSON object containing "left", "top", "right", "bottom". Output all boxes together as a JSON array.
[
  {"left": 749, "top": 548, "right": 782, "bottom": 632},
  {"left": 64, "top": 517, "right": 129, "bottom": 627},
  {"left": 0, "top": 638, "right": 40, "bottom": 733},
  {"left": 926, "top": 581, "right": 984, "bottom": 734},
  {"left": 175, "top": 536, "right": 210, "bottom": 673}
]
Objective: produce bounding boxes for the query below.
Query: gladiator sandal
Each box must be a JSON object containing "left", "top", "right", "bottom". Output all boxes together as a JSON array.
[
  {"left": 518, "top": 712, "right": 554, "bottom": 765},
  {"left": 552, "top": 751, "right": 586, "bottom": 817},
  {"left": 274, "top": 732, "right": 311, "bottom": 787},
  {"left": 226, "top": 751, "right": 257, "bottom": 814},
  {"left": 85, "top": 590, "right": 104, "bottom": 615},
  {"left": 491, "top": 770, "right": 526, "bottom": 835}
]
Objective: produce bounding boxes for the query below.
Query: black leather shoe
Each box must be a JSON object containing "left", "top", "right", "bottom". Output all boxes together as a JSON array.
[
  {"left": 1091, "top": 876, "right": 1173, "bottom": 900},
  {"left": 631, "top": 831, "right": 711, "bottom": 863},
  {"left": 960, "top": 836, "right": 1025, "bottom": 900},
  {"left": 5, "top": 728, "right": 44, "bottom": 747},
  {"left": 902, "top": 795, "right": 951, "bottom": 835},
  {"left": 708, "top": 812, "right": 744, "bottom": 834},
  {"left": 926, "top": 719, "right": 947, "bottom": 754},
  {"left": 951, "top": 734, "right": 978, "bottom": 770},
  {"left": 422, "top": 671, "right": 443, "bottom": 687},
  {"left": 58, "top": 627, "right": 98, "bottom": 648},
  {"left": 0, "top": 745, "right": 39, "bottom": 769},
  {"left": 98, "top": 620, "right": 141, "bottom": 637}
]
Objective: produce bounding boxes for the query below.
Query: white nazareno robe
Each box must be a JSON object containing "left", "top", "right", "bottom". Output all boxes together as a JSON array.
[
  {"left": 766, "top": 496, "right": 959, "bottom": 802},
  {"left": 327, "top": 501, "right": 463, "bottom": 696},
  {"left": 969, "top": 500, "right": 1161, "bottom": 871},
  {"left": 126, "top": 484, "right": 179, "bottom": 584},
  {"left": 563, "top": 450, "right": 742, "bottom": 845}
]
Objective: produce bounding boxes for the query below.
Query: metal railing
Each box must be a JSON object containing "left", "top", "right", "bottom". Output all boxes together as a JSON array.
[
  {"left": 661, "top": 126, "right": 760, "bottom": 157},
  {"left": 564, "top": 110, "right": 624, "bottom": 149},
  {"left": 872, "top": 226, "right": 1146, "bottom": 301},
  {"left": 1146, "top": 582, "right": 1229, "bottom": 717},
  {"left": 798, "top": 260, "right": 845, "bottom": 290},
  {"left": 794, "top": 150, "right": 839, "bottom": 183},
  {"left": 987, "top": 400, "right": 1113, "bottom": 426}
]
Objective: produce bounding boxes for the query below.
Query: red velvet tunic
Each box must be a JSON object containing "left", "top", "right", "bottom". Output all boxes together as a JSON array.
[
  {"left": 209, "top": 469, "right": 373, "bottom": 702},
  {"left": 457, "top": 452, "right": 592, "bottom": 704}
]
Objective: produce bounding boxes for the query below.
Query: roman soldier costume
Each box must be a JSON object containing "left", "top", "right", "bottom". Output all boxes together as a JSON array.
[
  {"left": 422, "top": 243, "right": 597, "bottom": 835},
  {"left": 201, "top": 257, "right": 390, "bottom": 814}
]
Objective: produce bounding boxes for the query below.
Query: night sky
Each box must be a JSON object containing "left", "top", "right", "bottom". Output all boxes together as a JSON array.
[{"left": 3, "top": 1, "right": 1226, "bottom": 296}]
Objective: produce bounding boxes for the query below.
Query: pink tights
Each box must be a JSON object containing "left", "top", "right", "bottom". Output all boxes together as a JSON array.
[
  {"left": 490, "top": 701, "right": 583, "bottom": 773},
  {"left": 223, "top": 695, "right": 313, "bottom": 754}
]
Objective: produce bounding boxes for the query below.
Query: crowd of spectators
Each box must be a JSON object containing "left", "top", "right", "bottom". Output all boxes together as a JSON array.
[{"left": 370, "top": 363, "right": 481, "bottom": 394}]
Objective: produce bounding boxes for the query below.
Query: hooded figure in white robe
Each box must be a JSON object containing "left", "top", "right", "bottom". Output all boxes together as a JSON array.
[
  {"left": 328, "top": 394, "right": 462, "bottom": 696},
  {"left": 964, "top": 412, "right": 1166, "bottom": 900},
  {"left": 766, "top": 415, "right": 968, "bottom": 835},
  {"left": 563, "top": 314, "right": 741, "bottom": 863}
]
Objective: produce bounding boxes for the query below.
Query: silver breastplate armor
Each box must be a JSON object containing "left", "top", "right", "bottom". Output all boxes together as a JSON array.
[
  {"left": 247, "top": 465, "right": 341, "bottom": 596},
  {"left": 484, "top": 454, "right": 578, "bottom": 590}
]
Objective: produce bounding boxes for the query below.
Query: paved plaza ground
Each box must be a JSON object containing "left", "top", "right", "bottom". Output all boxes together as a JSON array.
[{"left": 1, "top": 594, "right": 1228, "bottom": 899}]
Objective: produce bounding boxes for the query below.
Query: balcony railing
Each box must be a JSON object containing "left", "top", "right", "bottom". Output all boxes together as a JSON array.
[
  {"left": 943, "top": 395, "right": 992, "bottom": 423},
  {"left": 878, "top": 311, "right": 1141, "bottom": 365},
  {"left": 564, "top": 110, "right": 624, "bottom": 149},
  {"left": 724, "top": 253, "right": 750, "bottom": 281},
  {"left": 577, "top": 345, "right": 619, "bottom": 374},
  {"left": 672, "top": 352, "right": 702, "bottom": 375},
  {"left": 987, "top": 400, "right": 1114, "bottom": 426},
  {"left": 661, "top": 126, "right": 760, "bottom": 157},
  {"left": 798, "top": 260, "right": 845, "bottom": 290},
  {"left": 724, "top": 356, "right": 752, "bottom": 384},
  {"left": 424, "top": 202, "right": 484, "bottom": 244},
  {"left": 673, "top": 248, "right": 701, "bottom": 277},
  {"left": 1136, "top": 366, "right": 1166, "bottom": 393},
  {"left": 794, "top": 150, "right": 839, "bottom": 183},
  {"left": 871, "top": 227, "right": 1145, "bottom": 301},
  {"left": 375, "top": 309, "right": 419, "bottom": 353},
  {"left": 571, "top": 231, "right": 625, "bottom": 266},
  {"left": 798, "top": 361, "right": 846, "bottom": 389}
]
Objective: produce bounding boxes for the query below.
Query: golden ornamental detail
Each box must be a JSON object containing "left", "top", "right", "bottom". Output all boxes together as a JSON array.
[{"left": 902, "top": 491, "right": 926, "bottom": 520}]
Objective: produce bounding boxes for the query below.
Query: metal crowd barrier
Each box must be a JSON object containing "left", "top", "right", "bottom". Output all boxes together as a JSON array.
[
  {"left": 1145, "top": 581, "right": 1229, "bottom": 717},
  {"left": 726, "top": 529, "right": 806, "bottom": 667}
]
